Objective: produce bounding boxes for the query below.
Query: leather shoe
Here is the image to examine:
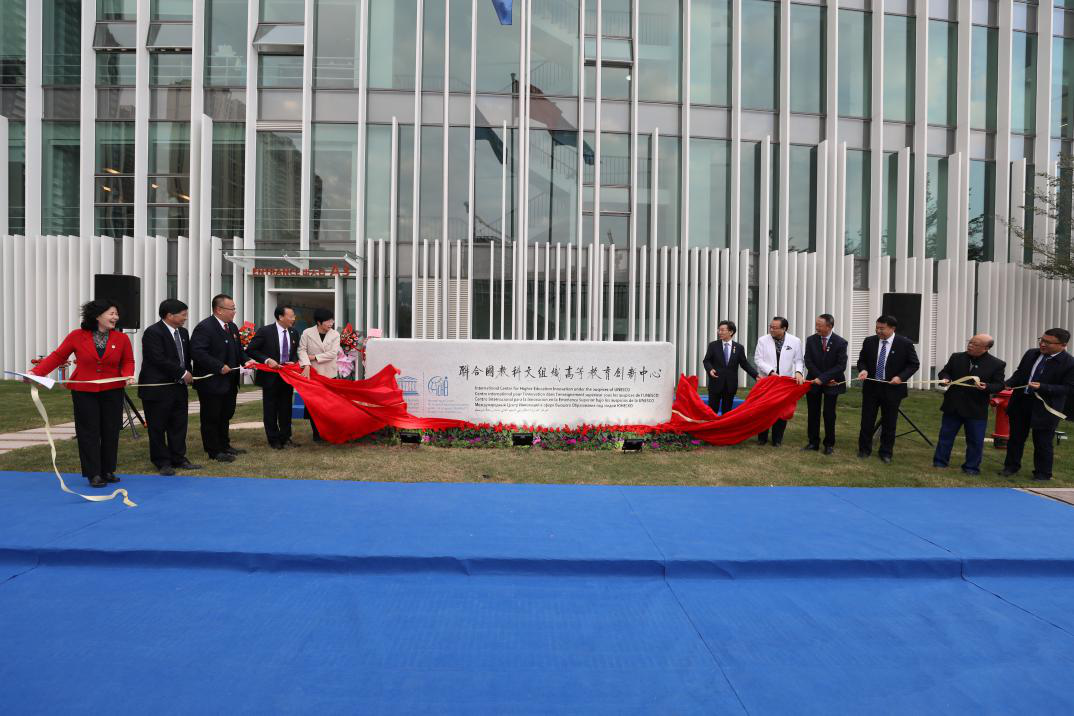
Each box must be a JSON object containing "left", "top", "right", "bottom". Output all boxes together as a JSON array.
[
  {"left": 223, "top": 447, "right": 246, "bottom": 455},
  {"left": 212, "top": 453, "right": 235, "bottom": 462},
  {"left": 88, "top": 474, "right": 106, "bottom": 488},
  {"left": 756, "top": 436, "right": 768, "bottom": 446},
  {"left": 771, "top": 441, "right": 782, "bottom": 447},
  {"left": 880, "top": 455, "right": 893, "bottom": 464},
  {"left": 102, "top": 473, "right": 120, "bottom": 484},
  {"left": 857, "top": 450, "right": 870, "bottom": 459},
  {"left": 961, "top": 468, "right": 980, "bottom": 476},
  {"left": 1032, "top": 474, "right": 1053, "bottom": 481},
  {"left": 823, "top": 446, "right": 834, "bottom": 455},
  {"left": 802, "top": 444, "right": 819, "bottom": 452},
  {"left": 999, "top": 468, "right": 1018, "bottom": 477},
  {"left": 270, "top": 443, "right": 285, "bottom": 450},
  {"left": 158, "top": 466, "right": 176, "bottom": 476},
  {"left": 174, "top": 460, "right": 202, "bottom": 470},
  {"left": 283, "top": 439, "right": 301, "bottom": 448}
]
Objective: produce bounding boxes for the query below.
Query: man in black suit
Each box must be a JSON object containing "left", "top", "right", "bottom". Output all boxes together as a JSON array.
[
  {"left": 702, "top": 320, "right": 758, "bottom": 415},
  {"left": 139, "top": 299, "right": 201, "bottom": 476},
  {"left": 245, "top": 305, "right": 302, "bottom": 449},
  {"left": 856, "top": 314, "right": 920, "bottom": 464},
  {"left": 190, "top": 293, "right": 254, "bottom": 462},
  {"left": 1001, "top": 328, "right": 1074, "bottom": 481},
  {"left": 803, "top": 313, "right": 848, "bottom": 454},
  {"left": 932, "top": 334, "right": 1006, "bottom": 475}
]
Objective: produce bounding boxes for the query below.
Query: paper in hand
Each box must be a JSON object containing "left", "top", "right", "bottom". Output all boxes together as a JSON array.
[{"left": 3, "top": 371, "right": 57, "bottom": 390}]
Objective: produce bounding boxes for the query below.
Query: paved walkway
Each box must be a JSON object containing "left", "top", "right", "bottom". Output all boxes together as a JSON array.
[
  {"left": 0, "top": 390, "right": 262, "bottom": 455},
  {"left": 1025, "top": 487, "right": 1074, "bottom": 507}
]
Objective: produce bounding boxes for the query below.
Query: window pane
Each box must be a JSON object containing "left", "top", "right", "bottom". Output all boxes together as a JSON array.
[
  {"left": 883, "top": 14, "right": 914, "bottom": 122},
  {"left": 838, "top": 9, "right": 870, "bottom": 118},
  {"left": 7, "top": 122, "right": 25, "bottom": 235},
  {"left": 532, "top": 0, "right": 578, "bottom": 97},
  {"left": 311, "top": 123, "right": 358, "bottom": 246},
  {"left": 207, "top": 0, "right": 249, "bottom": 86},
  {"left": 1, "top": 0, "right": 27, "bottom": 87},
  {"left": 314, "top": 0, "right": 361, "bottom": 88},
  {"left": 603, "top": 0, "right": 631, "bottom": 38},
  {"left": 474, "top": 0, "right": 519, "bottom": 93},
  {"left": 691, "top": 0, "right": 730, "bottom": 106},
  {"left": 529, "top": 130, "right": 579, "bottom": 245},
  {"left": 844, "top": 149, "right": 869, "bottom": 257},
  {"left": 98, "top": 0, "right": 136, "bottom": 21},
  {"left": 638, "top": 0, "right": 681, "bottom": 103},
  {"left": 96, "top": 121, "right": 135, "bottom": 174},
  {"left": 363, "top": 124, "right": 391, "bottom": 242},
  {"left": 261, "top": 0, "right": 303, "bottom": 23},
  {"left": 418, "top": 126, "right": 444, "bottom": 242},
  {"left": 740, "top": 141, "right": 761, "bottom": 253},
  {"left": 1011, "top": 32, "right": 1037, "bottom": 134},
  {"left": 790, "top": 4, "right": 824, "bottom": 114},
  {"left": 42, "top": 121, "right": 80, "bottom": 235},
  {"left": 211, "top": 122, "right": 245, "bottom": 238},
  {"left": 448, "top": 0, "right": 472, "bottom": 92},
  {"left": 148, "top": 121, "right": 190, "bottom": 175},
  {"left": 259, "top": 54, "right": 304, "bottom": 88},
  {"left": 970, "top": 26, "right": 997, "bottom": 131},
  {"left": 369, "top": 0, "right": 418, "bottom": 90},
  {"left": 788, "top": 145, "right": 816, "bottom": 252},
  {"left": 150, "top": 53, "right": 192, "bottom": 87},
  {"left": 1052, "top": 36, "right": 1074, "bottom": 138},
  {"left": 256, "top": 131, "right": 302, "bottom": 246},
  {"left": 656, "top": 135, "right": 680, "bottom": 246},
  {"left": 688, "top": 138, "right": 729, "bottom": 248},
  {"left": 153, "top": 0, "right": 193, "bottom": 21},
  {"left": 926, "top": 156, "right": 948, "bottom": 260},
  {"left": 927, "top": 20, "right": 956, "bottom": 126},
  {"left": 968, "top": 159, "right": 994, "bottom": 262},
  {"left": 601, "top": 66, "right": 630, "bottom": 100},
  {"left": 881, "top": 151, "right": 897, "bottom": 257},
  {"left": 472, "top": 124, "right": 518, "bottom": 245},
  {"left": 742, "top": 0, "right": 778, "bottom": 111},
  {"left": 44, "top": 0, "right": 82, "bottom": 86},
  {"left": 421, "top": 0, "right": 445, "bottom": 91},
  {"left": 96, "top": 52, "right": 136, "bottom": 86}
]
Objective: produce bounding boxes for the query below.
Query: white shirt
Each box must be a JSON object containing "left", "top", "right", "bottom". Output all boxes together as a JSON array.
[{"left": 216, "top": 316, "right": 229, "bottom": 333}]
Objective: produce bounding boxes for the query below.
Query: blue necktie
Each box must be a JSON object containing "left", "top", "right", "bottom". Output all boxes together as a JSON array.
[
  {"left": 1027, "top": 357, "right": 1048, "bottom": 393},
  {"left": 723, "top": 343, "right": 730, "bottom": 366},
  {"left": 281, "top": 330, "right": 290, "bottom": 363},
  {"left": 876, "top": 340, "right": 888, "bottom": 381}
]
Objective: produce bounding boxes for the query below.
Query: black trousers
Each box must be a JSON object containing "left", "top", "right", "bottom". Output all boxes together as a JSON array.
[
  {"left": 806, "top": 391, "right": 839, "bottom": 447},
  {"left": 198, "top": 389, "right": 237, "bottom": 458},
  {"left": 70, "top": 389, "right": 124, "bottom": 478},
  {"left": 859, "top": 385, "right": 903, "bottom": 457},
  {"left": 143, "top": 387, "right": 189, "bottom": 468},
  {"left": 303, "top": 407, "right": 321, "bottom": 440},
  {"left": 708, "top": 388, "right": 736, "bottom": 415},
  {"left": 261, "top": 380, "right": 294, "bottom": 446},
  {"left": 759, "top": 420, "right": 787, "bottom": 444},
  {"left": 1004, "top": 410, "right": 1056, "bottom": 478}
]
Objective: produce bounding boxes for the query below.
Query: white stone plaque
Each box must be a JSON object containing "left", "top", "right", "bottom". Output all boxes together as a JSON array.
[{"left": 364, "top": 340, "right": 677, "bottom": 427}]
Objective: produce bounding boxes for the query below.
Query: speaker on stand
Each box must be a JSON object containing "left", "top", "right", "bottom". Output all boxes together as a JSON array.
[
  {"left": 93, "top": 274, "right": 146, "bottom": 436},
  {"left": 880, "top": 292, "right": 922, "bottom": 345}
]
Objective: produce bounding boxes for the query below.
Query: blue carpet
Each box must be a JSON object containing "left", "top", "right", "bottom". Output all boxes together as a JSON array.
[{"left": 1, "top": 472, "right": 1073, "bottom": 714}]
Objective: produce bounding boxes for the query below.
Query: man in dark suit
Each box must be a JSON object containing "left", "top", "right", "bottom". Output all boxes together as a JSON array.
[
  {"left": 190, "top": 293, "right": 253, "bottom": 462},
  {"left": 702, "top": 320, "right": 758, "bottom": 415},
  {"left": 139, "top": 299, "right": 201, "bottom": 476},
  {"left": 803, "top": 313, "right": 848, "bottom": 454},
  {"left": 856, "top": 314, "right": 920, "bottom": 464},
  {"left": 245, "top": 305, "right": 302, "bottom": 449},
  {"left": 1001, "top": 328, "right": 1074, "bottom": 481},
  {"left": 933, "top": 334, "right": 1006, "bottom": 475}
]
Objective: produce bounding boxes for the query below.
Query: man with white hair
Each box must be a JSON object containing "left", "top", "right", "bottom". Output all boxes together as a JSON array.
[
  {"left": 754, "top": 316, "right": 805, "bottom": 447},
  {"left": 933, "top": 333, "right": 1006, "bottom": 476}
]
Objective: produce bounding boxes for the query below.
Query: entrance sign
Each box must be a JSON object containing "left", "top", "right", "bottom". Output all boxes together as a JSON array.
[{"left": 365, "top": 340, "right": 677, "bottom": 427}]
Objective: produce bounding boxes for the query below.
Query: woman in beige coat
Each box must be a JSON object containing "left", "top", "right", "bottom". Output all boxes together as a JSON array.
[{"left": 298, "top": 308, "right": 340, "bottom": 442}]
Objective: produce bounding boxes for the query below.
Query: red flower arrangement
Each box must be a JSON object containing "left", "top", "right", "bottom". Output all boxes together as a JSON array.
[
  {"left": 339, "top": 323, "right": 369, "bottom": 362},
  {"left": 238, "top": 321, "right": 257, "bottom": 348}
]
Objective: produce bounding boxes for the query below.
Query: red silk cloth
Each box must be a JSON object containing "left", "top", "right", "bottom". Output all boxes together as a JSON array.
[{"left": 253, "top": 364, "right": 812, "bottom": 446}]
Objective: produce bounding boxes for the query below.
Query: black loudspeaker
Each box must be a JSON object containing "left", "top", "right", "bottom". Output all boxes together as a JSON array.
[
  {"left": 93, "top": 274, "right": 142, "bottom": 330},
  {"left": 880, "top": 292, "right": 922, "bottom": 344}
]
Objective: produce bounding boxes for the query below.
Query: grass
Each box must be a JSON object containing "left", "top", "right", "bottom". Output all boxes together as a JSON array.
[{"left": 1, "top": 384, "right": 1071, "bottom": 488}]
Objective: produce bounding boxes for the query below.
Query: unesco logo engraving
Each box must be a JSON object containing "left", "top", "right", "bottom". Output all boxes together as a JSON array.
[{"left": 428, "top": 376, "right": 449, "bottom": 397}]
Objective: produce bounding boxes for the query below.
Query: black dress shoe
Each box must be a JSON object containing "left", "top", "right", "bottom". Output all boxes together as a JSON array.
[
  {"left": 282, "top": 439, "right": 301, "bottom": 448},
  {"left": 802, "top": 444, "right": 820, "bottom": 452},
  {"left": 857, "top": 450, "right": 870, "bottom": 459},
  {"left": 88, "top": 475, "right": 106, "bottom": 488},
  {"left": 212, "top": 453, "right": 236, "bottom": 462},
  {"left": 223, "top": 447, "right": 246, "bottom": 455},
  {"left": 1032, "top": 474, "right": 1053, "bottom": 481},
  {"left": 102, "top": 473, "right": 120, "bottom": 484},
  {"left": 999, "top": 468, "right": 1018, "bottom": 477},
  {"left": 270, "top": 443, "right": 285, "bottom": 450},
  {"left": 961, "top": 468, "right": 980, "bottom": 476},
  {"left": 757, "top": 437, "right": 768, "bottom": 446},
  {"left": 771, "top": 441, "right": 782, "bottom": 447},
  {"left": 880, "top": 455, "right": 893, "bottom": 464},
  {"left": 174, "top": 460, "right": 202, "bottom": 470},
  {"left": 823, "top": 446, "right": 834, "bottom": 455},
  {"left": 159, "top": 466, "right": 176, "bottom": 476}
]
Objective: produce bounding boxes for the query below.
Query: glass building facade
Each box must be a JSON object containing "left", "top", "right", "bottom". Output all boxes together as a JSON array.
[{"left": 1, "top": 0, "right": 1073, "bottom": 382}]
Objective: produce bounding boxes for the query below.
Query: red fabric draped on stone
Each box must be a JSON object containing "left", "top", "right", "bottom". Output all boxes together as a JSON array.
[{"left": 252, "top": 364, "right": 812, "bottom": 446}]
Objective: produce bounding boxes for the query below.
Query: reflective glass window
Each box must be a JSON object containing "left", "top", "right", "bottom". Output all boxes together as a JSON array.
[
  {"left": 0, "top": 0, "right": 26, "bottom": 87},
  {"left": 788, "top": 145, "right": 816, "bottom": 252},
  {"left": 740, "top": 141, "right": 761, "bottom": 253},
  {"left": 152, "top": 0, "right": 193, "bottom": 21},
  {"left": 8, "top": 122, "right": 25, "bottom": 235},
  {"left": 1012, "top": 32, "right": 1037, "bottom": 134},
  {"left": 207, "top": 0, "right": 248, "bottom": 86},
  {"left": 472, "top": 124, "right": 518, "bottom": 246},
  {"left": 657, "top": 135, "right": 681, "bottom": 246},
  {"left": 925, "top": 155, "right": 948, "bottom": 259},
  {"left": 638, "top": 0, "right": 681, "bottom": 103},
  {"left": 211, "top": 123, "right": 245, "bottom": 239},
  {"left": 927, "top": 20, "right": 957, "bottom": 126},
  {"left": 529, "top": 129, "right": 579, "bottom": 245},
  {"left": 315, "top": 0, "right": 362, "bottom": 88},
  {"left": 970, "top": 25, "right": 997, "bottom": 131},
  {"left": 603, "top": 0, "right": 631, "bottom": 38},
  {"left": 44, "top": 0, "right": 82, "bottom": 86},
  {"left": 148, "top": 122, "right": 190, "bottom": 175},
  {"left": 691, "top": 0, "right": 730, "bottom": 106},
  {"left": 838, "top": 9, "right": 870, "bottom": 118},
  {"left": 261, "top": 0, "right": 304, "bottom": 23},
  {"left": 418, "top": 126, "right": 444, "bottom": 242},
  {"left": 475, "top": 0, "right": 519, "bottom": 93},
  {"left": 256, "top": 131, "right": 302, "bottom": 246},
  {"left": 96, "top": 121, "right": 135, "bottom": 176},
  {"left": 259, "top": 55, "right": 304, "bottom": 88},
  {"left": 150, "top": 53, "right": 192, "bottom": 86},
  {"left": 364, "top": 124, "right": 392, "bottom": 242},
  {"left": 97, "top": 53, "right": 136, "bottom": 86},
  {"left": 742, "top": 0, "right": 778, "bottom": 111},
  {"left": 98, "top": 0, "right": 136, "bottom": 21},
  {"left": 42, "top": 122, "right": 80, "bottom": 235},
  {"left": 790, "top": 4, "right": 825, "bottom": 114},
  {"left": 968, "top": 159, "right": 995, "bottom": 262},
  {"left": 881, "top": 151, "right": 897, "bottom": 257},
  {"left": 689, "top": 138, "right": 730, "bottom": 248},
  {"left": 532, "top": 0, "right": 578, "bottom": 97},
  {"left": 421, "top": 0, "right": 446, "bottom": 92},
  {"left": 311, "top": 124, "right": 359, "bottom": 246},
  {"left": 883, "top": 14, "right": 914, "bottom": 122},
  {"left": 844, "top": 149, "right": 869, "bottom": 257},
  {"left": 369, "top": 0, "right": 418, "bottom": 90},
  {"left": 1052, "top": 36, "right": 1074, "bottom": 138}
]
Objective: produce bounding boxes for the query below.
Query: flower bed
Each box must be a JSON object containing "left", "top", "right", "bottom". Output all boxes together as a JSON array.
[{"left": 355, "top": 426, "right": 703, "bottom": 451}]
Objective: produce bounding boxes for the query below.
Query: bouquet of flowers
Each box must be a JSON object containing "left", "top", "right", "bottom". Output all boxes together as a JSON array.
[
  {"left": 238, "top": 321, "right": 257, "bottom": 348},
  {"left": 336, "top": 323, "right": 369, "bottom": 378}
]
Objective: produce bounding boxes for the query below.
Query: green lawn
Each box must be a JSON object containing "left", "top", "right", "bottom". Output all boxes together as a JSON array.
[{"left": 1, "top": 384, "right": 1070, "bottom": 488}]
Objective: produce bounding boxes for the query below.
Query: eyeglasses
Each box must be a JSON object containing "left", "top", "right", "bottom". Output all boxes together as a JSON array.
[{"left": 1039, "top": 337, "right": 1063, "bottom": 346}]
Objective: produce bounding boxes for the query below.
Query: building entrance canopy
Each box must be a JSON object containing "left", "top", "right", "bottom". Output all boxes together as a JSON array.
[{"left": 222, "top": 249, "right": 362, "bottom": 278}]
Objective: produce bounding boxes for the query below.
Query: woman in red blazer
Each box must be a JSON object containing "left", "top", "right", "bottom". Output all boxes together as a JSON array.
[{"left": 31, "top": 299, "right": 135, "bottom": 488}]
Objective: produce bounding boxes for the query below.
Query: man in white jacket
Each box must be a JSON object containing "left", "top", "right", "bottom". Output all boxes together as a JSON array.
[{"left": 754, "top": 316, "right": 806, "bottom": 446}]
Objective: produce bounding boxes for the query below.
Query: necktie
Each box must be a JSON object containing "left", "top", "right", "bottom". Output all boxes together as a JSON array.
[
  {"left": 1028, "top": 356, "right": 1048, "bottom": 393},
  {"left": 876, "top": 340, "right": 888, "bottom": 381},
  {"left": 822, "top": 335, "right": 828, "bottom": 352},
  {"left": 723, "top": 343, "right": 730, "bottom": 366},
  {"left": 281, "top": 330, "right": 290, "bottom": 363},
  {"left": 173, "top": 328, "right": 184, "bottom": 369}
]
